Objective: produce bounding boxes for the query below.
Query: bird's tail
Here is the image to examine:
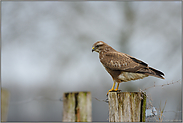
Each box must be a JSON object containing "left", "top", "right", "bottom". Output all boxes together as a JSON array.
[
  {"left": 137, "top": 67, "right": 165, "bottom": 79},
  {"left": 148, "top": 67, "right": 165, "bottom": 79}
]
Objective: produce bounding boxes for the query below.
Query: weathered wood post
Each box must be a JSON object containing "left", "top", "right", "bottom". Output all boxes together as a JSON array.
[
  {"left": 62, "top": 91, "right": 92, "bottom": 122},
  {"left": 1, "top": 88, "right": 10, "bottom": 122},
  {"left": 108, "top": 92, "right": 146, "bottom": 122}
]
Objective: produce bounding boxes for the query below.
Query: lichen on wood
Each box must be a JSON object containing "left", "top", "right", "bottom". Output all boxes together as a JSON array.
[
  {"left": 62, "top": 92, "right": 91, "bottom": 122},
  {"left": 108, "top": 92, "right": 146, "bottom": 122}
]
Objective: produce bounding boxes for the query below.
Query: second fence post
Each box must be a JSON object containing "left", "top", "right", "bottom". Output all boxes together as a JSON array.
[
  {"left": 62, "top": 91, "right": 92, "bottom": 122},
  {"left": 108, "top": 92, "right": 146, "bottom": 122}
]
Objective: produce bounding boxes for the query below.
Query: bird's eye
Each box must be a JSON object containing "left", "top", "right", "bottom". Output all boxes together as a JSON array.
[{"left": 96, "top": 45, "right": 99, "bottom": 48}]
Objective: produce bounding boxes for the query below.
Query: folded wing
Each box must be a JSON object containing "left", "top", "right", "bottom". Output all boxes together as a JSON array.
[{"left": 100, "top": 52, "right": 164, "bottom": 79}]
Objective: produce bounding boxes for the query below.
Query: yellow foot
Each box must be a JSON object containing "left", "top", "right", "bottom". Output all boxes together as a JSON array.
[
  {"left": 114, "top": 88, "right": 119, "bottom": 91},
  {"left": 106, "top": 89, "right": 121, "bottom": 96},
  {"left": 106, "top": 82, "right": 121, "bottom": 96}
]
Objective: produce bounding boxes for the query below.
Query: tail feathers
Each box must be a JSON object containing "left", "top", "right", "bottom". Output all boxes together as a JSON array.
[
  {"left": 149, "top": 67, "right": 165, "bottom": 79},
  {"left": 137, "top": 67, "right": 165, "bottom": 79}
]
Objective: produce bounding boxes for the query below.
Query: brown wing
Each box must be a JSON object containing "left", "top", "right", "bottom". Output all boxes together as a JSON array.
[{"left": 100, "top": 52, "right": 148, "bottom": 72}]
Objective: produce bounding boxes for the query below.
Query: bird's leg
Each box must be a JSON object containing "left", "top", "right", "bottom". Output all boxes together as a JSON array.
[
  {"left": 107, "top": 82, "right": 116, "bottom": 95},
  {"left": 114, "top": 83, "right": 120, "bottom": 91},
  {"left": 109, "top": 82, "right": 116, "bottom": 91}
]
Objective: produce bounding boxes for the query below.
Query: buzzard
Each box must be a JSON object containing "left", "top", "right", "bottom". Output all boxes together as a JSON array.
[{"left": 92, "top": 41, "right": 165, "bottom": 94}]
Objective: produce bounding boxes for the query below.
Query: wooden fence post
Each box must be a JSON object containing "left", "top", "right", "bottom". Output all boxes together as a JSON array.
[
  {"left": 108, "top": 92, "right": 146, "bottom": 122},
  {"left": 62, "top": 91, "right": 92, "bottom": 122},
  {"left": 1, "top": 88, "right": 10, "bottom": 122}
]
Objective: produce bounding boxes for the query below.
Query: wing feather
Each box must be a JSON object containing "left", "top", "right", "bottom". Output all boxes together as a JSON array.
[{"left": 100, "top": 52, "right": 147, "bottom": 72}]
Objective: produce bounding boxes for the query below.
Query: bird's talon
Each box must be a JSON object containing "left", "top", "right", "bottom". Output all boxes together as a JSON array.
[{"left": 106, "top": 89, "right": 121, "bottom": 96}]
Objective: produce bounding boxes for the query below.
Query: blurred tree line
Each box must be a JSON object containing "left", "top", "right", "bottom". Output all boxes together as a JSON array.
[{"left": 1, "top": 1, "right": 181, "bottom": 122}]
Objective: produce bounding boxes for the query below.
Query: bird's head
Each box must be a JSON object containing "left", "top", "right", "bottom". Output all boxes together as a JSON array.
[{"left": 92, "top": 41, "right": 106, "bottom": 53}]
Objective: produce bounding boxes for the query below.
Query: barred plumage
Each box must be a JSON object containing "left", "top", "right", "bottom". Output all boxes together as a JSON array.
[{"left": 92, "top": 41, "right": 165, "bottom": 94}]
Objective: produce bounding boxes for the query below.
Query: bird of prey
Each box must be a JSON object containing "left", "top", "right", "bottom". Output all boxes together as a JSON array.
[{"left": 92, "top": 41, "right": 165, "bottom": 94}]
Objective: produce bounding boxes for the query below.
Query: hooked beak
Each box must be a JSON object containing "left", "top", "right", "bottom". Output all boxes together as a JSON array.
[{"left": 92, "top": 47, "right": 95, "bottom": 52}]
